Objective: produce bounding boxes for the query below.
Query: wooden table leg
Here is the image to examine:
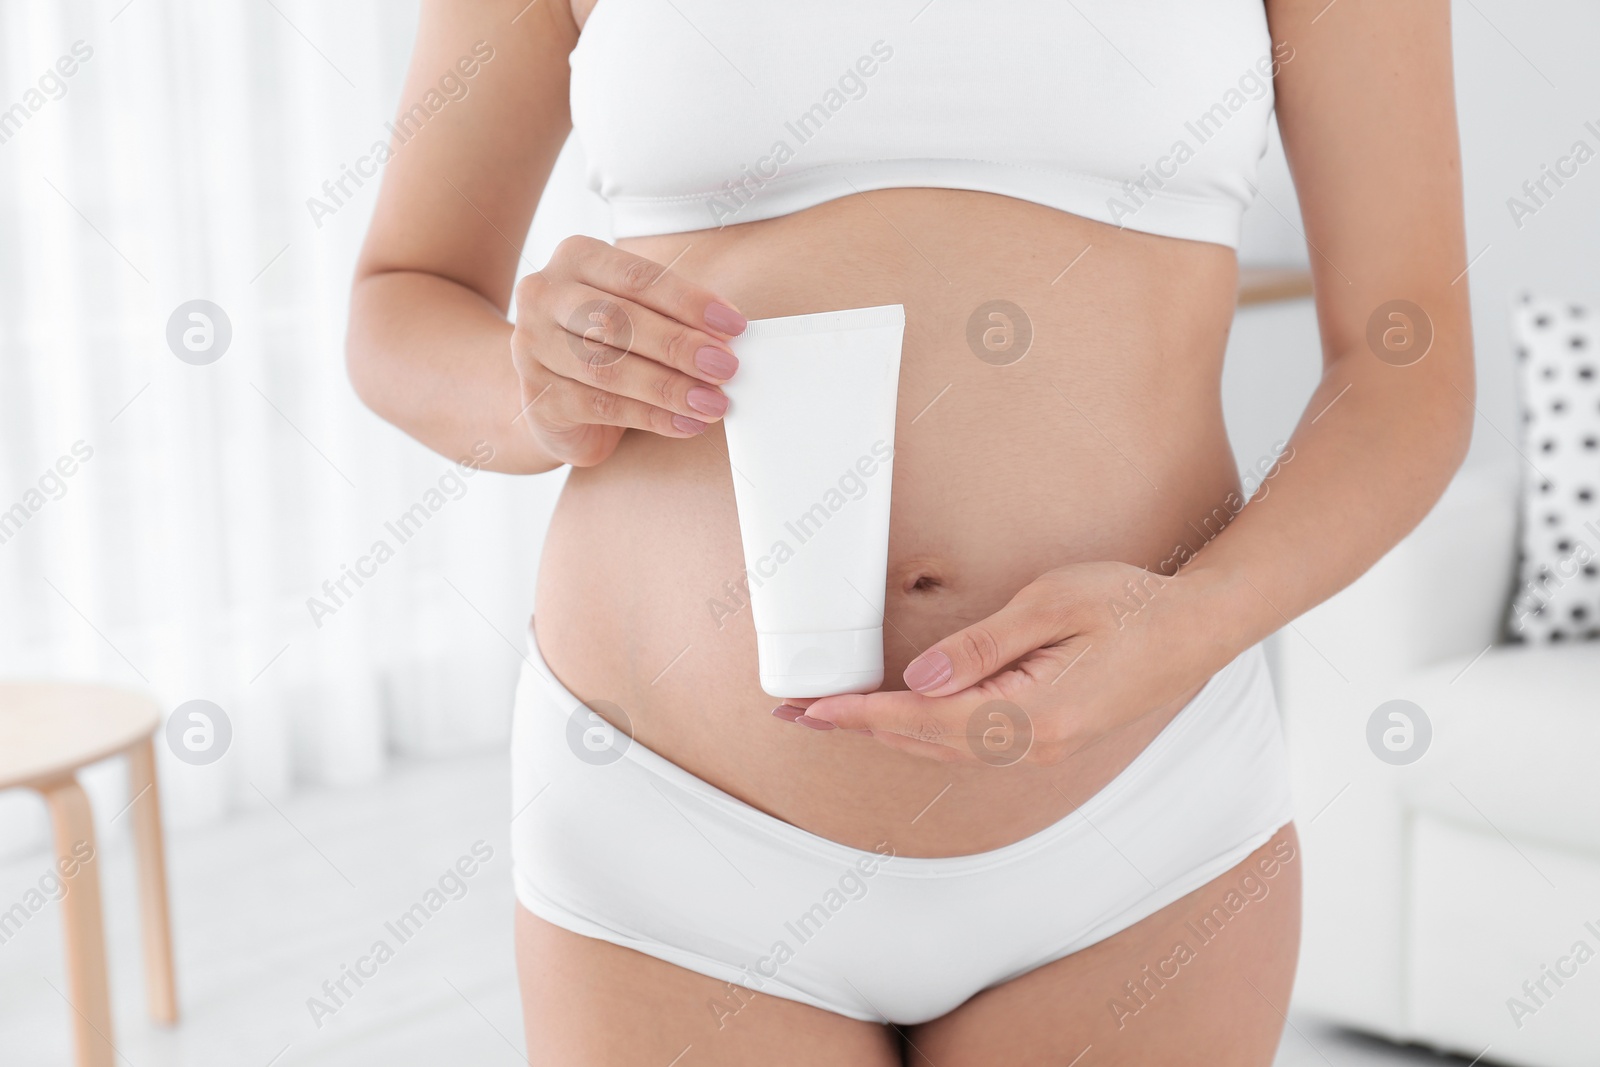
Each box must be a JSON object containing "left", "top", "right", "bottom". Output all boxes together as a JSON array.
[
  {"left": 127, "top": 736, "right": 178, "bottom": 1024},
  {"left": 40, "top": 777, "right": 116, "bottom": 1067}
]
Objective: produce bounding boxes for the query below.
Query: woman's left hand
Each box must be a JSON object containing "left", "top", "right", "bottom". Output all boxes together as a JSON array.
[{"left": 788, "top": 560, "right": 1240, "bottom": 765}]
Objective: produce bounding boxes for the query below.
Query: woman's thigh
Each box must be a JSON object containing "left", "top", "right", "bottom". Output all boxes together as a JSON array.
[
  {"left": 515, "top": 906, "right": 902, "bottom": 1067},
  {"left": 905, "top": 824, "right": 1303, "bottom": 1067}
]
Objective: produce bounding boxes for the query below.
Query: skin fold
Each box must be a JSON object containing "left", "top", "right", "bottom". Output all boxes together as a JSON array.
[{"left": 348, "top": 0, "right": 1473, "bottom": 1062}]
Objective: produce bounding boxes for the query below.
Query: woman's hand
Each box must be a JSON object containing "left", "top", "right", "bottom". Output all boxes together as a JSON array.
[
  {"left": 511, "top": 235, "right": 748, "bottom": 468},
  {"left": 787, "top": 561, "right": 1242, "bottom": 765}
]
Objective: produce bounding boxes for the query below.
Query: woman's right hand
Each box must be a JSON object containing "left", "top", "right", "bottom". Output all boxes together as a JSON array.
[{"left": 510, "top": 235, "right": 748, "bottom": 468}]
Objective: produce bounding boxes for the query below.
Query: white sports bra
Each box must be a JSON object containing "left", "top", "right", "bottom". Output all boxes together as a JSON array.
[{"left": 569, "top": 2, "right": 1283, "bottom": 249}]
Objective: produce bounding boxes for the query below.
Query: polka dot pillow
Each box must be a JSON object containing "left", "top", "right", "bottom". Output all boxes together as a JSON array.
[{"left": 1508, "top": 295, "right": 1600, "bottom": 643}]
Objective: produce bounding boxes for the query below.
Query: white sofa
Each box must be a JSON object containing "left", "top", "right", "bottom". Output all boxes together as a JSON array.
[{"left": 1272, "top": 459, "right": 1600, "bottom": 1067}]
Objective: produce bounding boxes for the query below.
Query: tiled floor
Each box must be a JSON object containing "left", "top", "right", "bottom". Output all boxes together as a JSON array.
[{"left": 0, "top": 753, "right": 1475, "bottom": 1066}]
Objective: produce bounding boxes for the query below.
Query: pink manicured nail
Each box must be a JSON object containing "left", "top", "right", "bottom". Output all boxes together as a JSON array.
[
  {"left": 704, "top": 303, "right": 747, "bottom": 336},
  {"left": 771, "top": 704, "right": 805, "bottom": 722},
  {"left": 795, "top": 715, "right": 836, "bottom": 731},
  {"left": 686, "top": 386, "right": 728, "bottom": 417},
  {"left": 695, "top": 346, "right": 738, "bottom": 380},
  {"left": 904, "top": 650, "right": 953, "bottom": 692},
  {"left": 672, "top": 414, "right": 707, "bottom": 435}
]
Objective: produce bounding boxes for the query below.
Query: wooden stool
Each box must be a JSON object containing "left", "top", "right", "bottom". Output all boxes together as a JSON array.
[{"left": 0, "top": 684, "right": 178, "bottom": 1067}]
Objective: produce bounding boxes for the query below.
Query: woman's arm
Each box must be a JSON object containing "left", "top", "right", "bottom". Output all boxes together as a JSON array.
[
  {"left": 1181, "top": 0, "right": 1475, "bottom": 652},
  {"left": 801, "top": 0, "right": 1475, "bottom": 759},
  {"left": 349, "top": 0, "right": 748, "bottom": 474},
  {"left": 348, "top": 0, "right": 579, "bottom": 473}
]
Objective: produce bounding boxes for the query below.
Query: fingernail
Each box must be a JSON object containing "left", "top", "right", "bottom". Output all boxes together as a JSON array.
[
  {"left": 704, "top": 303, "right": 747, "bottom": 336},
  {"left": 904, "top": 650, "right": 953, "bottom": 692},
  {"left": 695, "top": 346, "right": 738, "bottom": 380},
  {"left": 771, "top": 704, "right": 805, "bottom": 722},
  {"left": 795, "top": 715, "right": 835, "bottom": 731},
  {"left": 672, "top": 414, "right": 707, "bottom": 435},
  {"left": 686, "top": 386, "right": 728, "bottom": 417}
]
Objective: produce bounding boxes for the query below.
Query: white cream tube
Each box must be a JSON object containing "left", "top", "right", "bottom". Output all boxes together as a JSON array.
[{"left": 722, "top": 304, "right": 905, "bottom": 698}]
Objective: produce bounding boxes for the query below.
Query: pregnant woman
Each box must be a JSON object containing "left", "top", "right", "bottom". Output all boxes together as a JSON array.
[{"left": 348, "top": 1, "right": 1472, "bottom": 1063}]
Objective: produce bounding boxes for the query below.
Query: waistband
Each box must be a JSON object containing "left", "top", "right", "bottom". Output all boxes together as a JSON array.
[{"left": 516, "top": 621, "right": 1278, "bottom": 878}]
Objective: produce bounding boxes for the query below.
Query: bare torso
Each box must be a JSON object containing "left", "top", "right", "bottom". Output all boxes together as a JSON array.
[{"left": 533, "top": 188, "right": 1244, "bottom": 857}]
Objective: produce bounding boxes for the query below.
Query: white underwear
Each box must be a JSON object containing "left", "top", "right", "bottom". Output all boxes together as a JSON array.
[{"left": 509, "top": 624, "right": 1294, "bottom": 1025}]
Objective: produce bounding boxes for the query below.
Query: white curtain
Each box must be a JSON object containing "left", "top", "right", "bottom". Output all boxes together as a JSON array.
[{"left": 0, "top": 0, "right": 608, "bottom": 858}]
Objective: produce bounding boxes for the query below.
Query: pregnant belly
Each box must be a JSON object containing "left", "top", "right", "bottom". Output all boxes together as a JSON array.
[{"left": 533, "top": 189, "right": 1245, "bottom": 858}]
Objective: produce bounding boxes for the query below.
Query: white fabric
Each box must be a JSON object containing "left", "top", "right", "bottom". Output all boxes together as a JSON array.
[
  {"left": 0, "top": 1, "right": 607, "bottom": 858},
  {"left": 570, "top": 0, "right": 1281, "bottom": 247},
  {"left": 1407, "top": 816, "right": 1600, "bottom": 1065},
  {"left": 511, "top": 624, "right": 1294, "bottom": 1024},
  {"left": 1275, "top": 459, "right": 1600, "bottom": 1066},
  {"left": 1507, "top": 294, "right": 1600, "bottom": 643},
  {"left": 1391, "top": 642, "right": 1600, "bottom": 850}
]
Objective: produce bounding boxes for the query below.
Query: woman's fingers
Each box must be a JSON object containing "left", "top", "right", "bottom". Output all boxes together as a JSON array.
[
  {"left": 555, "top": 235, "right": 747, "bottom": 342},
  {"left": 511, "top": 238, "right": 747, "bottom": 459},
  {"left": 544, "top": 334, "right": 731, "bottom": 424},
  {"left": 803, "top": 678, "right": 1080, "bottom": 765},
  {"left": 899, "top": 584, "right": 1074, "bottom": 697},
  {"left": 528, "top": 371, "right": 707, "bottom": 445},
  {"left": 549, "top": 281, "right": 739, "bottom": 386},
  {"left": 801, "top": 688, "right": 982, "bottom": 752},
  {"left": 855, "top": 726, "right": 966, "bottom": 762},
  {"left": 514, "top": 283, "right": 735, "bottom": 438}
]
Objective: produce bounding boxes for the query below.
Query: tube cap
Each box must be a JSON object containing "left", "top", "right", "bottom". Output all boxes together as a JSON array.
[{"left": 756, "top": 628, "right": 884, "bottom": 698}]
